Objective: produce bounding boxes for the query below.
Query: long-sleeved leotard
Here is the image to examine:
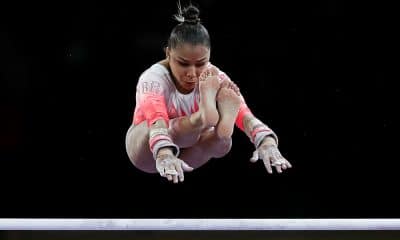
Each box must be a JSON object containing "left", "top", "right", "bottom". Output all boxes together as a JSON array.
[
  {"left": 132, "top": 63, "right": 275, "bottom": 147},
  {"left": 133, "top": 63, "right": 252, "bottom": 130}
]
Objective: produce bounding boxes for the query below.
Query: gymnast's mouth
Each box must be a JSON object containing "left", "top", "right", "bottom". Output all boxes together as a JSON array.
[{"left": 183, "top": 80, "right": 197, "bottom": 86}]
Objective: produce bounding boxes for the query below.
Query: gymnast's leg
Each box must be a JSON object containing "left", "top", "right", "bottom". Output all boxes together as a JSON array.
[
  {"left": 125, "top": 75, "right": 221, "bottom": 173},
  {"left": 178, "top": 86, "right": 241, "bottom": 169}
]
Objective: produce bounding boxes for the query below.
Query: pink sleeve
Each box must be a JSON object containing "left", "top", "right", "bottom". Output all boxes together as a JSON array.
[
  {"left": 133, "top": 72, "right": 170, "bottom": 127},
  {"left": 235, "top": 102, "right": 253, "bottom": 132}
]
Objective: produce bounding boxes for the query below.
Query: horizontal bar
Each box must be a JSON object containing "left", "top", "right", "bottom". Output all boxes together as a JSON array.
[{"left": 1, "top": 219, "right": 400, "bottom": 230}]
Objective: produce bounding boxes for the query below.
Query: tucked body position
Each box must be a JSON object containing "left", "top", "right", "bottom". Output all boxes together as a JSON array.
[{"left": 125, "top": 2, "right": 292, "bottom": 183}]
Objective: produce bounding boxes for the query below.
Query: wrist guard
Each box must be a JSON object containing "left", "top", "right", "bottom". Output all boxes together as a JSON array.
[
  {"left": 248, "top": 119, "right": 278, "bottom": 148},
  {"left": 149, "top": 128, "right": 180, "bottom": 160}
]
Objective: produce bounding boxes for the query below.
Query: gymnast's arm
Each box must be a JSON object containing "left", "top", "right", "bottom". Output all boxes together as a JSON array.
[
  {"left": 134, "top": 73, "right": 193, "bottom": 182},
  {"left": 215, "top": 72, "right": 292, "bottom": 174}
]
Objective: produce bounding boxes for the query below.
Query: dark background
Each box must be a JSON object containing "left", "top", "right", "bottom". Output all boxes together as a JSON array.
[{"left": 0, "top": 0, "right": 395, "bottom": 218}]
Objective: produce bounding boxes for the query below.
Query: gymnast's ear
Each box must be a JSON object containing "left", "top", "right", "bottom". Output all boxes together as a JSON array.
[{"left": 164, "top": 46, "right": 170, "bottom": 59}]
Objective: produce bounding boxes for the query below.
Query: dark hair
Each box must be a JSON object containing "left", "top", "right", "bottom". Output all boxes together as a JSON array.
[{"left": 167, "top": 2, "right": 211, "bottom": 49}]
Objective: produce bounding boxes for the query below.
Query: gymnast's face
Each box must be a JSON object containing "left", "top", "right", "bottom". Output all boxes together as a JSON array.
[{"left": 166, "top": 43, "right": 210, "bottom": 94}]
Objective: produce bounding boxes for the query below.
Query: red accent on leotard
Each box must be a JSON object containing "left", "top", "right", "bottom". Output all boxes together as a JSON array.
[
  {"left": 135, "top": 93, "right": 169, "bottom": 127},
  {"left": 235, "top": 103, "right": 253, "bottom": 132}
]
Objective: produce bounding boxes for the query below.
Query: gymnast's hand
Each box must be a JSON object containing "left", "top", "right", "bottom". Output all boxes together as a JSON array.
[
  {"left": 155, "top": 148, "right": 193, "bottom": 183},
  {"left": 250, "top": 137, "right": 292, "bottom": 174}
]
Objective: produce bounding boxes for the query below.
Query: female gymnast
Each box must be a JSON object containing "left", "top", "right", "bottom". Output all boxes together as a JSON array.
[{"left": 125, "top": 2, "right": 292, "bottom": 183}]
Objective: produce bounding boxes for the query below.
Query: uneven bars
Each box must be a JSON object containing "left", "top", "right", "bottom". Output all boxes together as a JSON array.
[{"left": 1, "top": 219, "right": 400, "bottom": 230}]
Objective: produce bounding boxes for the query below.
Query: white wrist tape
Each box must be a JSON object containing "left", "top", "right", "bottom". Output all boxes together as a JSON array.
[
  {"left": 151, "top": 139, "right": 180, "bottom": 160},
  {"left": 253, "top": 130, "right": 278, "bottom": 149},
  {"left": 250, "top": 124, "right": 279, "bottom": 149},
  {"left": 149, "top": 128, "right": 180, "bottom": 160}
]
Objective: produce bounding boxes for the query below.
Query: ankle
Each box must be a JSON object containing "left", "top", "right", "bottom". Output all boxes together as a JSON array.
[{"left": 190, "top": 111, "right": 208, "bottom": 129}]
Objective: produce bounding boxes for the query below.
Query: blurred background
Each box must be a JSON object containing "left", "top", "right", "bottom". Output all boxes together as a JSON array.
[{"left": 0, "top": 0, "right": 395, "bottom": 219}]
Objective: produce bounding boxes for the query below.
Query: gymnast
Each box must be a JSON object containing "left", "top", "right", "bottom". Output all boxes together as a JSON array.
[{"left": 125, "top": 2, "right": 291, "bottom": 183}]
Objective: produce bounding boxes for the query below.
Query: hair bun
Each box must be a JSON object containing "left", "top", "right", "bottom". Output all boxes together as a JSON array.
[
  {"left": 182, "top": 5, "right": 200, "bottom": 24},
  {"left": 174, "top": 3, "right": 200, "bottom": 24}
]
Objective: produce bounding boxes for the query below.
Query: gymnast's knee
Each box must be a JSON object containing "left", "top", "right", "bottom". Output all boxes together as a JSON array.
[
  {"left": 129, "top": 156, "right": 158, "bottom": 174},
  {"left": 125, "top": 123, "right": 157, "bottom": 174},
  {"left": 212, "top": 137, "right": 232, "bottom": 158}
]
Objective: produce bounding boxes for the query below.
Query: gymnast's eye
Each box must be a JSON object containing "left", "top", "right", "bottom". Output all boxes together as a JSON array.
[
  {"left": 196, "top": 62, "right": 207, "bottom": 67},
  {"left": 178, "top": 61, "right": 189, "bottom": 67}
]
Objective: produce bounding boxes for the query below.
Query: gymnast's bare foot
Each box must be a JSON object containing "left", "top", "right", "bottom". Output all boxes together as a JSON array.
[
  {"left": 216, "top": 87, "right": 241, "bottom": 139},
  {"left": 198, "top": 73, "right": 220, "bottom": 129}
]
